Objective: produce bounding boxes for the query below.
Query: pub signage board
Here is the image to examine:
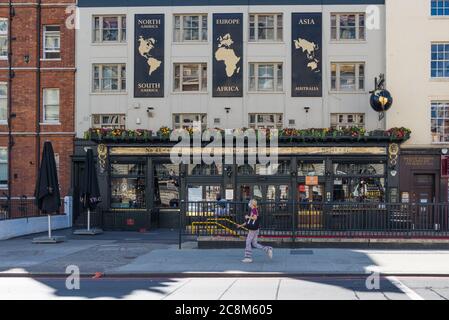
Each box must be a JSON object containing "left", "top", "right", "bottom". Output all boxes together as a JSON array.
[
  {"left": 212, "top": 13, "right": 243, "bottom": 97},
  {"left": 291, "top": 13, "right": 322, "bottom": 97},
  {"left": 134, "top": 14, "right": 165, "bottom": 97}
]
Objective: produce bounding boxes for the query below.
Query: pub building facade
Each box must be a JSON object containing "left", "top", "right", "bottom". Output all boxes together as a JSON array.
[
  {"left": 386, "top": 0, "right": 449, "bottom": 206},
  {"left": 73, "top": 0, "right": 413, "bottom": 230}
]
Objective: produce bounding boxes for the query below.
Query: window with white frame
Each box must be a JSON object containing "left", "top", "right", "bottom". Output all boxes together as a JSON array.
[
  {"left": 249, "top": 113, "right": 283, "bottom": 129},
  {"left": 331, "top": 62, "right": 365, "bottom": 91},
  {"left": 174, "top": 15, "right": 207, "bottom": 42},
  {"left": 249, "top": 63, "right": 283, "bottom": 92},
  {"left": 0, "top": 83, "right": 7, "bottom": 123},
  {"left": 0, "top": 19, "right": 7, "bottom": 59},
  {"left": 0, "top": 147, "right": 7, "bottom": 188},
  {"left": 331, "top": 13, "right": 365, "bottom": 41},
  {"left": 431, "top": 101, "right": 449, "bottom": 142},
  {"left": 431, "top": 0, "right": 449, "bottom": 16},
  {"left": 174, "top": 63, "right": 207, "bottom": 92},
  {"left": 173, "top": 114, "right": 207, "bottom": 131},
  {"left": 331, "top": 113, "right": 365, "bottom": 129},
  {"left": 43, "top": 26, "right": 60, "bottom": 59},
  {"left": 93, "top": 16, "right": 126, "bottom": 43},
  {"left": 92, "top": 114, "right": 126, "bottom": 129},
  {"left": 93, "top": 64, "right": 126, "bottom": 92},
  {"left": 43, "top": 88, "right": 60, "bottom": 123},
  {"left": 431, "top": 43, "right": 449, "bottom": 78},
  {"left": 249, "top": 14, "right": 283, "bottom": 42}
]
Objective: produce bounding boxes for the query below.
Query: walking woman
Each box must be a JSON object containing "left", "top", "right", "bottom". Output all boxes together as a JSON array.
[{"left": 238, "top": 199, "right": 273, "bottom": 263}]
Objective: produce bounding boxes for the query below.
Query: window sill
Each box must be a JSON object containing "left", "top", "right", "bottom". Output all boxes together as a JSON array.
[
  {"left": 172, "top": 41, "right": 209, "bottom": 45},
  {"left": 0, "top": 57, "right": 8, "bottom": 61},
  {"left": 248, "top": 41, "right": 285, "bottom": 45},
  {"left": 41, "top": 58, "right": 62, "bottom": 61},
  {"left": 430, "top": 78, "right": 449, "bottom": 82},
  {"left": 40, "top": 122, "right": 61, "bottom": 125},
  {"left": 329, "top": 40, "right": 367, "bottom": 44},
  {"left": 429, "top": 16, "right": 449, "bottom": 20},
  {"left": 248, "top": 91, "right": 285, "bottom": 94},
  {"left": 0, "top": 121, "right": 7, "bottom": 125},
  {"left": 171, "top": 91, "right": 208, "bottom": 95},
  {"left": 0, "top": 186, "right": 8, "bottom": 190},
  {"left": 329, "top": 90, "right": 367, "bottom": 94},
  {"left": 90, "top": 91, "right": 128, "bottom": 95},
  {"left": 91, "top": 42, "right": 127, "bottom": 46}
]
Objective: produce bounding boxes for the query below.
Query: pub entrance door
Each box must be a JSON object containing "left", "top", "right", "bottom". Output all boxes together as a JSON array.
[{"left": 412, "top": 174, "right": 436, "bottom": 230}]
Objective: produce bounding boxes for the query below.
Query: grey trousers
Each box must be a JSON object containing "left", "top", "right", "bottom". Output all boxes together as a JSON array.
[{"left": 244, "top": 230, "right": 272, "bottom": 258}]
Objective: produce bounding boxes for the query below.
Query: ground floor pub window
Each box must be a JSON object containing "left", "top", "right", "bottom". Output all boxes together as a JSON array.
[
  {"left": 298, "top": 184, "right": 324, "bottom": 203},
  {"left": 188, "top": 185, "right": 221, "bottom": 202},
  {"left": 239, "top": 184, "right": 289, "bottom": 202},
  {"left": 154, "top": 163, "right": 180, "bottom": 208},
  {"left": 333, "top": 161, "right": 386, "bottom": 202},
  {"left": 110, "top": 162, "right": 146, "bottom": 209}
]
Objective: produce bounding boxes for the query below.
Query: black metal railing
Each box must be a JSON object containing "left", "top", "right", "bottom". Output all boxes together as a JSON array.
[
  {"left": 179, "top": 201, "right": 449, "bottom": 243},
  {"left": 0, "top": 196, "right": 64, "bottom": 221}
]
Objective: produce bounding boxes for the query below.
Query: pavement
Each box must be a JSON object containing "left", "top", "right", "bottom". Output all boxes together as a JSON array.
[
  {"left": 2, "top": 276, "right": 449, "bottom": 300},
  {"left": 0, "top": 228, "right": 449, "bottom": 277}
]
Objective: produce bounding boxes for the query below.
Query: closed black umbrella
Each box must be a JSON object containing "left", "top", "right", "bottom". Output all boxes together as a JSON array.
[
  {"left": 35, "top": 141, "right": 61, "bottom": 214},
  {"left": 76, "top": 149, "right": 102, "bottom": 234},
  {"left": 33, "top": 141, "right": 62, "bottom": 242}
]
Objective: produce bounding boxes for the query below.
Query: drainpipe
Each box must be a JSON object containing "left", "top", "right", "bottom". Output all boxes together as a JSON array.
[
  {"left": 36, "top": 0, "right": 42, "bottom": 181},
  {"left": 7, "top": 0, "right": 13, "bottom": 217}
]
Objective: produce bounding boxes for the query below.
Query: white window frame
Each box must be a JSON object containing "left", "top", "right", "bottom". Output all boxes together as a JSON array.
[
  {"left": 330, "top": 62, "right": 365, "bottom": 92},
  {"left": 173, "top": 63, "right": 207, "bottom": 93},
  {"left": 173, "top": 14, "right": 208, "bottom": 42},
  {"left": 92, "top": 15, "right": 127, "bottom": 43},
  {"left": 431, "top": 43, "right": 449, "bottom": 78},
  {"left": 43, "top": 25, "right": 61, "bottom": 60},
  {"left": 431, "top": 101, "right": 449, "bottom": 143},
  {"left": 0, "top": 82, "right": 7, "bottom": 124},
  {"left": 431, "top": 0, "right": 449, "bottom": 16},
  {"left": 331, "top": 113, "right": 365, "bottom": 129},
  {"left": 92, "top": 64, "right": 127, "bottom": 93},
  {"left": 248, "top": 113, "right": 283, "bottom": 129},
  {"left": 330, "top": 13, "right": 365, "bottom": 41},
  {"left": 249, "top": 13, "right": 283, "bottom": 42},
  {"left": 249, "top": 62, "right": 283, "bottom": 92},
  {"left": 43, "top": 88, "right": 60, "bottom": 124},
  {"left": 173, "top": 113, "right": 207, "bottom": 131},
  {"left": 0, "top": 18, "right": 8, "bottom": 60},
  {"left": 0, "top": 147, "right": 7, "bottom": 189},
  {"left": 92, "top": 114, "right": 126, "bottom": 129}
]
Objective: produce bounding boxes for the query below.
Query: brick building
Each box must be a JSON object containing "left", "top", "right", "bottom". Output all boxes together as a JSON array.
[{"left": 0, "top": 0, "right": 75, "bottom": 215}]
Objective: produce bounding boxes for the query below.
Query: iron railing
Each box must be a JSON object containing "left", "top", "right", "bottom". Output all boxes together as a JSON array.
[
  {"left": 0, "top": 197, "right": 64, "bottom": 220},
  {"left": 180, "top": 201, "right": 449, "bottom": 242}
]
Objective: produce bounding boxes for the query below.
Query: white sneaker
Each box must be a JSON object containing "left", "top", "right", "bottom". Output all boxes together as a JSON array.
[
  {"left": 267, "top": 248, "right": 273, "bottom": 260},
  {"left": 242, "top": 258, "right": 253, "bottom": 263}
]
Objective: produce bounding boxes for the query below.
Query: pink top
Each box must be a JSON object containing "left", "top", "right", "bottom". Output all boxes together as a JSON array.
[{"left": 250, "top": 208, "right": 259, "bottom": 217}]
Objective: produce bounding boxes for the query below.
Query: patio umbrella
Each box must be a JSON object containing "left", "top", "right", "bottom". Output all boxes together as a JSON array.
[
  {"left": 74, "top": 148, "right": 103, "bottom": 235},
  {"left": 33, "top": 141, "right": 64, "bottom": 243}
]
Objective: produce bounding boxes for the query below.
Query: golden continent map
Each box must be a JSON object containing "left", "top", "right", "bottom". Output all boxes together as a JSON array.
[
  {"left": 138, "top": 36, "right": 162, "bottom": 76},
  {"left": 293, "top": 38, "right": 320, "bottom": 72},
  {"left": 215, "top": 33, "right": 241, "bottom": 77}
]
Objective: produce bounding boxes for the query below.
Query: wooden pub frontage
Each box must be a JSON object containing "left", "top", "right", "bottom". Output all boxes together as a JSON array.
[{"left": 71, "top": 129, "right": 413, "bottom": 232}]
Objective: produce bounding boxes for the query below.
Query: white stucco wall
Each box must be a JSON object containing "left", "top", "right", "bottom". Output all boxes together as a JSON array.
[
  {"left": 75, "top": 4, "right": 386, "bottom": 136},
  {"left": 386, "top": 0, "right": 449, "bottom": 148}
]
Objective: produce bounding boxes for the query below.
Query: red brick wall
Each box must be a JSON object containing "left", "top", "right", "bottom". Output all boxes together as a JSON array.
[{"left": 0, "top": 1, "right": 75, "bottom": 199}]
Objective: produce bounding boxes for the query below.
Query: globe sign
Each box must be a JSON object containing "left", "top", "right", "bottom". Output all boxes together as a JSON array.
[{"left": 370, "top": 89, "right": 393, "bottom": 112}]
